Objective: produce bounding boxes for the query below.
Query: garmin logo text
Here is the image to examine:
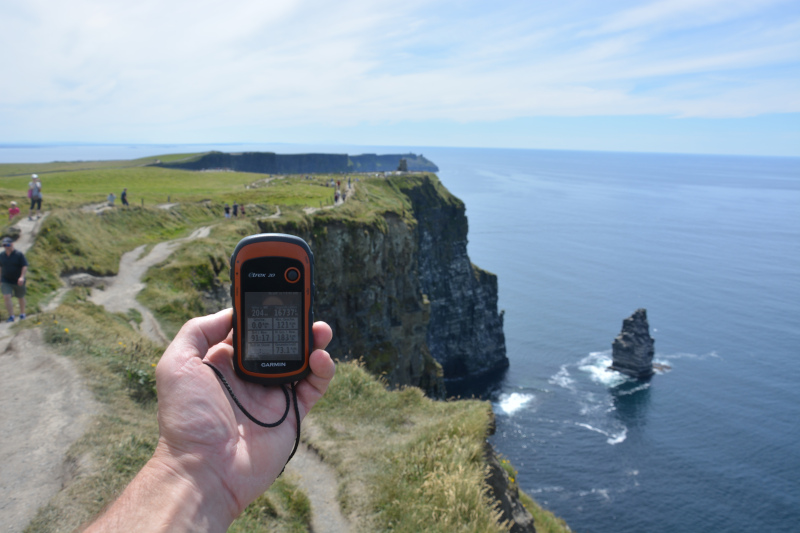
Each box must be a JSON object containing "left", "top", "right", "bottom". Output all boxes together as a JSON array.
[
  {"left": 261, "top": 362, "right": 287, "bottom": 367},
  {"left": 249, "top": 272, "right": 267, "bottom": 278}
]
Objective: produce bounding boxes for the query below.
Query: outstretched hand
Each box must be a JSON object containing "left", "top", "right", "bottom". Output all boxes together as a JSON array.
[{"left": 86, "top": 308, "right": 335, "bottom": 533}]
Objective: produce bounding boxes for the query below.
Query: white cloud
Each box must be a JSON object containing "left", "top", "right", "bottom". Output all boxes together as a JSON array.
[{"left": 1, "top": 0, "right": 799, "bottom": 142}]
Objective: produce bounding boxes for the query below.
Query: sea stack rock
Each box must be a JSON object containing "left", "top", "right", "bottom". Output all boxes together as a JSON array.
[{"left": 610, "top": 308, "right": 655, "bottom": 379}]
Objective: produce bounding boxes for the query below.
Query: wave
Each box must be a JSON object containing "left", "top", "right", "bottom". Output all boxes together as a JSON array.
[
  {"left": 578, "top": 488, "right": 612, "bottom": 501},
  {"left": 575, "top": 422, "right": 628, "bottom": 445},
  {"left": 549, "top": 365, "right": 575, "bottom": 390},
  {"left": 658, "top": 350, "right": 720, "bottom": 362},
  {"left": 615, "top": 382, "right": 651, "bottom": 396},
  {"left": 495, "top": 392, "right": 535, "bottom": 416},
  {"left": 526, "top": 485, "right": 565, "bottom": 495}
]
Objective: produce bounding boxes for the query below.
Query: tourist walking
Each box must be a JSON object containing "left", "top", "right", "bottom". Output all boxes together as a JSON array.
[
  {"left": 224, "top": 203, "right": 231, "bottom": 219},
  {"left": 8, "top": 201, "right": 20, "bottom": 221},
  {"left": 0, "top": 237, "right": 28, "bottom": 322},
  {"left": 107, "top": 192, "right": 116, "bottom": 206},
  {"left": 233, "top": 201, "right": 239, "bottom": 217},
  {"left": 28, "top": 174, "right": 42, "bottom": 220},
  {"left": 121, "top": 188, "right": 129, "bottom": 206}
]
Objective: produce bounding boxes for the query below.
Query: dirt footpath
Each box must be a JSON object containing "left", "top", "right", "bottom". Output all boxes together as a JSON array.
[
  {"left": 285, "top": 444, "right": 351, "bottom": 533},
  {"left": 89, "top": 226, "right": 211, "bottom": 345},
  {"left": 0, "top": 330, "right": 98, "bottom": 533}
]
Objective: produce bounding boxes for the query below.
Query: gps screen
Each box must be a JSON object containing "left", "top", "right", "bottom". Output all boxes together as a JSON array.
[{"left": 244, "top": 291, "right": 303, "bottom": 361}]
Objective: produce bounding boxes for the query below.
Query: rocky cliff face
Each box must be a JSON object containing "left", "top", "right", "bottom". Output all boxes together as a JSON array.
[
  {"left": 610, "top": 308, "right": 655, "bottom": 379},
  {"left": 403, "top": 176, "right": 508, "bottom": 382},
  {"left": 257, "top": 213, "right": 446, "bottom": 398},
  {"left": 256, "top": 175, "right": 507, "bottom": 396}
]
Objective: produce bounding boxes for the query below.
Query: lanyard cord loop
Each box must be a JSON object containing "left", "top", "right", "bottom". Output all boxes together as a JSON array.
[{"left": 203, "top": 362, "right": 301, "bottom": 468}]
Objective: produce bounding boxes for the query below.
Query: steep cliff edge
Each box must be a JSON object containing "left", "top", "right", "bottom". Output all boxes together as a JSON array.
[
  {"left": 255, "top": 173, "right": 507, "bottom": 396},
  {"left": 399, "top": 176, "right": 508, "bottom": 382},
  {"left": 258, "top": 212, "right": 446, "bottom": 398}
]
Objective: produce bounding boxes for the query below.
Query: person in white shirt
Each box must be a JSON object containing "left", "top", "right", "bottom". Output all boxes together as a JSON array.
[{"left": 28, "top": 174, "right": 42, "bottom": 220}]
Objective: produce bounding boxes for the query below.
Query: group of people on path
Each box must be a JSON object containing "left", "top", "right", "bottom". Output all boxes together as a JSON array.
[
  {"left": 2, "top": 175, "right": 40, "bottom": 320},
  {"left": 223, "top": 201, "right": 245, "bottom": 219},
  {"left": 4, "top": 176, "right": 132, "bottom": 323},
  {"left": 107, "top": 188, "right": 129, "bottom": 207},
  {"left": 328, "top": 176, "right": 355, "bottom": 205},
  {"left": 2, "top": 174, "right": 39, "bottom": 321},
  {"left": 8, "top": 176, "right": 132, "bottom": 225}
]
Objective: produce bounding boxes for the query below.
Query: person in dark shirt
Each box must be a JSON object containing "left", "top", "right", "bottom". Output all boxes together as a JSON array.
[
  {"left": 0, "top": 237, "right": 28, "bottom": 322},
  {"left": 121, "top": 188, "right": 129, "bottom": 206}
]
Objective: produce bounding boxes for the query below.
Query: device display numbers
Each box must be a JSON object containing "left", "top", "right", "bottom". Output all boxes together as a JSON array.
[
  {"left": 274, "top": 318, "right": 299, "bottom": 330},
  {"left": 274, "top": 343, "right": 298, "bottom": 355},
  {"left": 274, "top": 307, "right": 298, "bottom": 318},
  {"left": 247, "top": 318, "right": 273, "bottom": 330},
  {"left": 274, "top": 331, "right": 298, "bottom": 343},
  {"left": 244, "top": 291, "right": 303, "bottom": 361},
  {"left": 248, "top": 331, "right": 273, "bottom": 343}
]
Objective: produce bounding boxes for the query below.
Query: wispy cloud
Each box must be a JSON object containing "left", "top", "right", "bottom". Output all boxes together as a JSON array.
[{"left": 1, "top": 0, "right": 798, "bottom": 142}]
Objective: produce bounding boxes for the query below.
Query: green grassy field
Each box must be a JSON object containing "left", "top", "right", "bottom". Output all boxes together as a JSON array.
[
  {"left": 0, "top": 165, "right": 338, "bottom": 212},
  {"left": 4, "top": 156, "right": 569, "bottom": 533}
]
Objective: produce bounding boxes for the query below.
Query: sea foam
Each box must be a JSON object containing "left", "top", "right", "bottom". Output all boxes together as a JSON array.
[
  {"left": 576, "top": 422, "right": 628, "bottom": 445},
  {"left": 578, "top": 351, "right": 630, "bottom": 388},
  {"left": 549, "top": 365, "right": 575, "bottom": 390},
  {"left": 496, "top": 392, "right": 534, "bottom": 415}
]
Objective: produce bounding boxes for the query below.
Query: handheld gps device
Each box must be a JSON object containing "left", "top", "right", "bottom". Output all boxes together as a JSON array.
[{"left": 230, "top": 233, "right": 314, "bottom": 385}]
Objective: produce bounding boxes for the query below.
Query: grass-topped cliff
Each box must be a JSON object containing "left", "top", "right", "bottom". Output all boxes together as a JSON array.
[{"left": 0, "top": 157, "right": 569, "bottom": 532}]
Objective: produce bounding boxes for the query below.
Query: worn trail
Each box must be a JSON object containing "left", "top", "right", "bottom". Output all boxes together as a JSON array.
[
  {"left": 0, "top": 213, "right": 98, "bottom": 533},
  {"left": 89, "top": 226, "right": 210, "bottom": 344}
]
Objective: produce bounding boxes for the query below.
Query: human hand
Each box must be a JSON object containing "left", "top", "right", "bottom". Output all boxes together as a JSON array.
[{"left": 86, "top": 308, "right": 334, "bottom": 532}]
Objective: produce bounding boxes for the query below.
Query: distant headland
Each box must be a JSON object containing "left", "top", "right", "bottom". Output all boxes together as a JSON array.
[{"left": 152, "top": 151, "right": 439, "bottom": 174}]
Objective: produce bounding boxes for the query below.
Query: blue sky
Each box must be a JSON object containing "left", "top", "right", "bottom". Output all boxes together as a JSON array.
[{"left": 1, "top": 0, "right": 799, "bottom": 156}]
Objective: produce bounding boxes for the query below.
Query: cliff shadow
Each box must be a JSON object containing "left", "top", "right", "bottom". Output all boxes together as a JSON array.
[
  {"left": 445, "top": 366, "right": 509, "bottom": 400},
  {"left": 610, "top": 379, "right": 652, "bottom": 430}
]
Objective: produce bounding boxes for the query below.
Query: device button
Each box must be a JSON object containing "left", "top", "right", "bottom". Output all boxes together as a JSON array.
[{"left": 286, "top": 269, "right": 299, "bottom": 282}]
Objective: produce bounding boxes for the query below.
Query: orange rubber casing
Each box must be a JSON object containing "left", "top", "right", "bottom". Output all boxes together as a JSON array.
[{"left": 230, "top": 234, "right": 314, "bottom": 385}]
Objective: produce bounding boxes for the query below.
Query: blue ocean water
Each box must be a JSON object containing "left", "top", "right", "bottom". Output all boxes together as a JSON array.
[
  {"left": 428, "top": 148, "right": 800, "bottom": 533},
  {"left": 3, "top": 143, "right": 799, "bottom": 532}
]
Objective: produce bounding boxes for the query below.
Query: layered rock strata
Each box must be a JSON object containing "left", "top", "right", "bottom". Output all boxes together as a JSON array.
[
  {"left": 404, "top": 177, "right": 508, "bottom": 383},
  {"left": 610, "top": 308, "right": 655, "bottom": 379}
]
